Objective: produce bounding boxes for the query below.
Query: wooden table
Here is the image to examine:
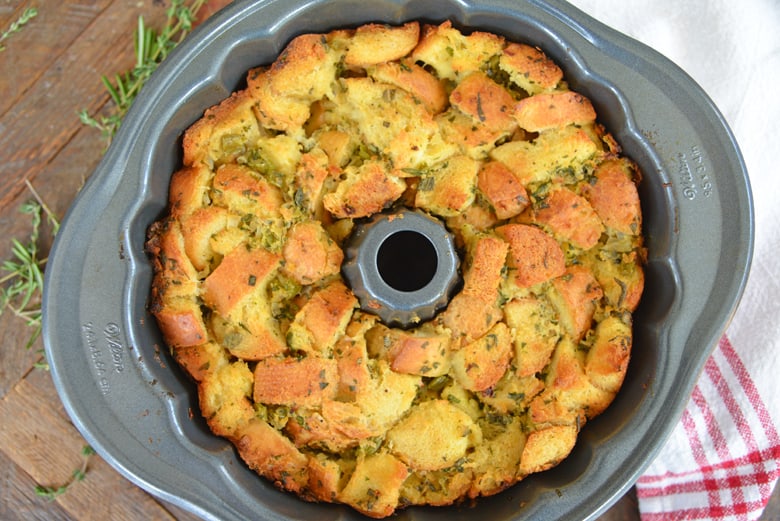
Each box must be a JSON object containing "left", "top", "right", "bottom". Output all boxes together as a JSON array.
[{"left": 1, "top": 1, "right": 777, "bottom": 519}]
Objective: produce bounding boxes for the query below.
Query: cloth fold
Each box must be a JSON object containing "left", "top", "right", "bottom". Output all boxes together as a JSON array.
[{"left": 566, "top": 1, "right": 780, "bottom": 519}]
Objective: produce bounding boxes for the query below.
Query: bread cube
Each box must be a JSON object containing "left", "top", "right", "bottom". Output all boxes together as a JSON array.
[
  {"left": 286, "top": 280, "right": 357, "bottom": 354},
  {"left": 183, "top": 89, "right": 262, "bottom": 166},
  {"left": 515, "top": 91, "right": 596, "bottom": 132},
  {"left": 198, "top": 361, "right": 255, "bottom": 438},
  {"left": 414, "top": 155, "right": 479, "bottom": 217},
  {"left": 450, "top": 71, "right": 517, "bottom": 134},
  {"left": 412, "top": 21, "right": 504, "bottom": 81},
  {"left": 282, "top": 221, "right": 343, "bottom": 285},
  {"left": 495, "top": 223, "right": 566, "bottom": 288},
  {"left": 387, "top": 400, "right": 481, "bottom": 471},
  {"left": 180, "top": 206, "right": 235, "bottom": 272},
  {"left": 518, "top": 424, "right": 577, "bottom": 475},
  {"left": 253, "top": 356, "right": 338, "bottom": 407},
  {"left": 477, "top": 161, "right": 529, "bottom": 219},
  {"left": 583, "top": 158, "right": 642, "bottom": 235},
  {"left": 533, "top": 187, "right": 604, "bottom": 249},
  {"left": 365, "top": 323, "right": 451, "bottom": 377},
  {"left": 450, "top": 322, "right": 513, "bottom": 392},
  {"left": 369, "top": 59, "right": 448, "bottom": 114},
  {"left": 548, "top": 265, "right": 603, "bottom": 341},
  {"left": 499, "top": 43, "right": 563, "bottom": 95},
  {"left": 585, "top": 315, "right": 632, "bottom": 393},
  {"left": 201, "top": 244, "right": 281, "bottom": 319},
  {"left": 167, "top": 163, "right": 214, "bottom": 220},
  {"left": 503, "top": 296, "right": 562, "bottom": 377},
  {"left": 323, "top": 160, "right": 406, "bottom": 218},
  {"left": 490, "top": 126, "right": 599, "bottom": 186},
  {"left": 235, "top": 418, "right": 309, "bottom": 493},
  {"left": 339, "top": 452, "right": 409, "bottom": 518},
  {"left": 345, "top": 22, "right": 420, "bottom": 68},
  {"left": 212, "top": 163, "right": 284, "bottom": 218}
]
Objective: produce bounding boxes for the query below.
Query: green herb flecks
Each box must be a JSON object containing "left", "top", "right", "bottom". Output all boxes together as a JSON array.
[
  {"left": 0, "top": 7, "right": 38, "bottom": 52},
  {"left": 0, "top": 182, "right": 60, "bottom": 358},
  {"left": 79, "top": 0, "right": 206, "bottom": 143},
  {"left": 34, "top": 445, "right": 96, "bottom": 501}
]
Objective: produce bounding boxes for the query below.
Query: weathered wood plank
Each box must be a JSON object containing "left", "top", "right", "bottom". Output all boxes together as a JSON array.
[
  {"left": 0, "top": 0, "right": 113, "bottom": 116},
  {"left": 0, "top": 449, "right": 73, "bottom": 521},
  {"left": 0, "top": 368, "right": 178, "bottom": 520},
  {"left": 0, "top": 120, "right": 104, "bottom": 399},
  {"left": 0, "top": 0, "right": 170, "bottom": 211}
]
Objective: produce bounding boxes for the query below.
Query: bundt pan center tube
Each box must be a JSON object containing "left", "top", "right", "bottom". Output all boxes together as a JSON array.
[
  {"left": 41, "top": 1, "right": 752, "bottom": 520},
  {"left": 342, "top": 209, "right": 461, "bottom": 328}
]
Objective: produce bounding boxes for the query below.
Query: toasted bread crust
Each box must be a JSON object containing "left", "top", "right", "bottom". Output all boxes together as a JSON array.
[{"left": 147, "top": 20, "right": 644, "bottom": 518}]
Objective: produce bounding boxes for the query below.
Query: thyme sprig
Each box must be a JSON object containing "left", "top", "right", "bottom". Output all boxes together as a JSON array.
[
  {"left": 34, "top": 446, "right": 96, "bottom": 501},
  {"left": 79, "top": 0, "right": 206, "bottom": 143},
  {"left": 0, "top": 181, "right": 60, "bottom": 357},
  {"left": 0, "top": 7, "right": 38, "bottom": 52}
]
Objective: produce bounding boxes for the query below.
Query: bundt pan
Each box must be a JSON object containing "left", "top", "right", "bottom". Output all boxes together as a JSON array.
[{"left": 42, "top": 0, "right": 753, "bottom": 519}]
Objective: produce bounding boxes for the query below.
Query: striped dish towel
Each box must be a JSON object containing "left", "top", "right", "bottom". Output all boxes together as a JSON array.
[
  {"left": 637, "top": 336, "right": 780, "bottom": 520},
  {"left": 567, "top": 0, "right": 780, "bottom": 519}
]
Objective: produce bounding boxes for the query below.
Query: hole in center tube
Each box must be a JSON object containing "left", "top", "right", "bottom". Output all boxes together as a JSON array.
[{"left": 376, "top": 230, "right": 438, "bottom": 292}]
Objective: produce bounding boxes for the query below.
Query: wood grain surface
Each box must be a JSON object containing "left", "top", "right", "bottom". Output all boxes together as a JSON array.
[{"left": 0, "top": 1, "right": 777, "bottom": 520}]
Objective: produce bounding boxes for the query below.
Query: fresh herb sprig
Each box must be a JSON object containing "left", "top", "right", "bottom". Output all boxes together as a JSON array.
[
  {"left": 0, "top": 181, "right": 60, "bottom": 358},
  {"left": 0, "top": 6, "right": 38, "bottom": 52},
  {"left": 34, "top": 446, "right": 96, "bottom": 501},
  {"left": 79, "top": 0, "right": 206, "bottom": 143}
]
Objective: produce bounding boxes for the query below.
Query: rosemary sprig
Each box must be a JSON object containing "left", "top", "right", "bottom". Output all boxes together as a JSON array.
[
  {"left": 34, "top": 446, "right": 96, "bottom": 501},
  {"left": 0, "top": 6, "right": 38, "bottom": 52},
  {"left": 79, "top": 0, "right": 206, "bottom": 143},
  {"left": 0, "top": 181, "right": 60, "bottom": 357}
]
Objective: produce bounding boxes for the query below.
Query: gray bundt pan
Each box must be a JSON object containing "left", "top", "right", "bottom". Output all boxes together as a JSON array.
[{"left": 42, "top": 0, "right": 753, "bottom": 520}]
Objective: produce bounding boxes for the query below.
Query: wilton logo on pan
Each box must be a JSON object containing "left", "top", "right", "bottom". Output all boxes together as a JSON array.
[{"left": 82, "top": 321, "right": 125, "bottom": 395}]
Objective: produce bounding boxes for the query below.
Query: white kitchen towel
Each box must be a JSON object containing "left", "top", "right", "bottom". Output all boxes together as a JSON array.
[{"left": 566, "top": 0, "right": 780, "bottom": 519}]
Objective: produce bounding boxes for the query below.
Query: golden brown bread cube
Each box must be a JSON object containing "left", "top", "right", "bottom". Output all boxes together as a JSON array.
[
  {"left": 249, "top": 33, "right": 339, "bottom": 132},
  {"left": 323, "top": 160, "right": 407, "bottom": 218},
  {"left": 496, "top": 223, "right": 566, "bottom": 288},
  {"left": 477, "top": 161, "right": 530, "bottom": 219},
  {"left": 365, "top": 323, "right": 451, "bottom": 377},
  {"left": 211, "top": 163, "right": 284, "bottom": 218},
  {"left": 414, "top": 155, "right": 479, "bottom": 217},
  {"left": 253, "top": 356, "right": 339, "bottom": 407},
  {"left": 339, "top": 452, "right": 409, "bottom": 518},
  {"left": 368, "top": 59, "right": 448, "bottom": 114},
  {"left": 201, "top": 244, "right": 281, "bottom": 318},
  {"left": 147, "top": 20, "right": 645, "bottom": 518},
  {"left": 518, "top": 424, "right": 578, "bottom": 476},
  {"left": 235, "top": 419, "right": 309, "bottom": 493},
  {"left": 503, "top": 296, "right": 562, "bottom": 377},
  {"left": 412, "top": 21, "right": 504, "bottom": 81},
  {"left": 167, "top": 163, "right": 214, "bottom": 220},
  {"left": 281, "top": 221, "right": 343, "bottom": 285},
  {"left": 490, "top": 126, "right": 600, "bottom": 186},
  {"left": 583, "top": 157, "right": 642, "bottom": 235},
  {"left": 514, "top": 90, "right": 597, "bottom": 132},
  {"left": 345, "top": 22, "right": 420, "bottom": 68},
  {"left": 585, "top": 314, "right": 632, "bottom": 393},
  {"left": 499, "top": 43, "right": 563, "bottom": 95},
  {"left": 449, "top": 71, "right": 518, "bottom": 136},
  {"left": 450, "top": 322, "right": 513, "bottom": 392},
  {"left": 386, "top": 399, "right": 481, "bottom": 471},
  {"left": 197, "top": 361, "right": 255, "bottom": 438},
  {"left": 437, "top": 234, "right": 507, "bottom": 344},
  {"left": 183, "top": 89, "right": 262, "bottom": 167},
  {"left": 548, "top": 265, "right": 603, "bottom": 341},
  {"left": 532, "top": 186, "right": 604, "bottom": 249},
  {"left": 286, "top": 280, "right": 358, "bottom": 354}
]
